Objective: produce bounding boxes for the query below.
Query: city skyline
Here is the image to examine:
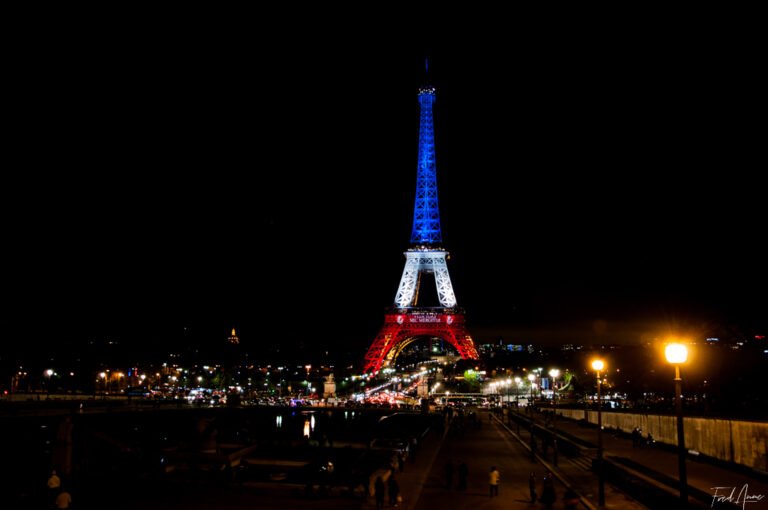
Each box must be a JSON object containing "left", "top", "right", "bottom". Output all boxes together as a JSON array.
[{"left": 3, "top": 22, "right": 765, "bottom": 360}]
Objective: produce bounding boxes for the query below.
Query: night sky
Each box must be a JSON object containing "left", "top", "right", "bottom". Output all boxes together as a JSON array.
[{"left": 3, "top": 15, "right": 765, "bottom": 361}]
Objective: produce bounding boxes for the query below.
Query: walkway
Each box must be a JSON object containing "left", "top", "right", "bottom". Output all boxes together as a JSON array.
[{"left": 394, "top": 411, "right": 647, "bottom": 510}]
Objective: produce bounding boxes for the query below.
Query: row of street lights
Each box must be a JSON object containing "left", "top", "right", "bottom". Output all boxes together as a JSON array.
[{"left": 591, "top": 342, "right": 689, "bottom": 508}]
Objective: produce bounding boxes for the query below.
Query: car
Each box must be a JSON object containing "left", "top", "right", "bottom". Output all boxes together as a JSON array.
[{"left": 369, "top": 438, "right": 409, "bottom": 459}]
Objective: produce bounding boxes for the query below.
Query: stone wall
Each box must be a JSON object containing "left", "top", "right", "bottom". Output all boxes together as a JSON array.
[{"left": 558, "top": 408, "right": 768, "bottom": 472}]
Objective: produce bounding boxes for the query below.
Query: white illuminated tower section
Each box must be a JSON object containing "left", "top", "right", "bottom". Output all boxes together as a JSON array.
[{"left": 362, "top": 83, "right": 478, "bottom": 375}]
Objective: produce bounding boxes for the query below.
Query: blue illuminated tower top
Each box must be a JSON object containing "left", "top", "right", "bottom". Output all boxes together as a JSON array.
[{"left": 410, "top": 86, "right": 443, "bottom": 245}]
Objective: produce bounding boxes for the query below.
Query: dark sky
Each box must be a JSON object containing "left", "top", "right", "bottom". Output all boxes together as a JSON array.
[{"left": 2, "top": 14, "right": 765, "bottom": 360}]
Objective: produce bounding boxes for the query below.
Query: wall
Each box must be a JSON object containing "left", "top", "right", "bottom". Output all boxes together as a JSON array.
[{"left": 558, "top": 408, "right": 768, "bottom": 472}]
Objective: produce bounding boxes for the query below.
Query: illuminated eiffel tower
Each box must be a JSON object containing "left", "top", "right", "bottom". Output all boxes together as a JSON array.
[{"left": 362, "top": 78, "right": 479, "bottom": 374}]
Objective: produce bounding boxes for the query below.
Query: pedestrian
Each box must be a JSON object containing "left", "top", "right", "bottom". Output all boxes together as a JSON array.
[
  {"left": 540, "top": 471, "right": 556, "bottom": 509},
  {"left": 564, "top": 488, "right": 579, "bottom": 510},
  {"left": 388, "top": 474, "right": 400, "bottom": 507},
  {"left": 488, "top": 465, "right": 500, "bottom": 497},
  {"left": 528, "top": 471, "right": 537, "bottom": 503},
  {"left": 55, "top": 487, "right": 72, "bottom": 509},
  {"left": 457, "top": 461, "right": 468, "bottom": 491},
  {"left": 374, "top": 476, "right": 386, "bottom": 510},
  {"left": 47, "top": 470, "right": 61, "bottom": 505},
  {"left": 444, "top": 459, "right": 454, "bottom": 489}
]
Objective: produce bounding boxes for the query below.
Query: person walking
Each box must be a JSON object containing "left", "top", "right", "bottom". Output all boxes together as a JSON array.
[
  {"left": 528, "top": 471, "right": 537, "bottom": 503},
  {"left": 457, "top": 461, "right": 468, "bottom": 491},
  {"left": 47, "top": 470, "right": 61, "bottom": 506},
  {"left": 488, "top": 466, "right": 500, "bottom": 497},
  {"left": 444, "top": 459, "right": 454, "bottom": 489},
  {"left": 540, "top": 471, "right": 556, "bottom": 509},
  {"left": 564, "top": 488, "right": 579, "bottom": 510},
  {"left": 388, "top": 474, "right": 401, "bottom": 507},
  {"left": 55, "top": 487, "right": 72, "bottom": 509},
  {"left": 374, "top": 476, "right": 386, "bottom": 510}
]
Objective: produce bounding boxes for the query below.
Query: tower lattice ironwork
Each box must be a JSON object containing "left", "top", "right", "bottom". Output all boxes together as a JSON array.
[{"left": 363, "top": 84, "right": 479, "bottom": 375}]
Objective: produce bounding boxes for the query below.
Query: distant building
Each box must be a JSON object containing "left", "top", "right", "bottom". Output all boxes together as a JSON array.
[{"left": 227, "top": 328, "right": 240, "bottom": 345}]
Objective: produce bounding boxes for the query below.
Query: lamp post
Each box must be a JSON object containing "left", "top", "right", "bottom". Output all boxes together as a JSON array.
[
  {"left": 665, "top": 343, "right": 689, "bottom": 507},
  {"left": 527, "top": 373, "right": 536, "bottom": 412},
  {"left": 528, "top": 373, "right": 536, "bottom": 460},
  {"left": 98, "top": 372, "right": 106, "bottom": 397},
  {"left": 514, "top": 377, "right": 522, "bottom": 433},
  {"left": 591, "top": 359, "right": 605, "bottom": 508},
  {"left": 549, "top": 368, "right": 560, "bottom": 466}
]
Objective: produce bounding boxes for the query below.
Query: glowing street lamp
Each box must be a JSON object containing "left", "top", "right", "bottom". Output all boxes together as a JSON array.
[
  {"left": 527, "top": 373, "right": 537, "bottom": 459},
  {"left": 665, "top": 343, "right": 689, "bottom": 507},
  {"left": 591, "top": 359, "right": 605, "bottom": 508},
  {"left": 549, "top": 368, "right": 560, "bottom": 466},
  {"left": 45, "top": 369, "right": 54, "bottom": 394},
  {"left": 527, "top": 373, "right": 536, "bottom": 410}
]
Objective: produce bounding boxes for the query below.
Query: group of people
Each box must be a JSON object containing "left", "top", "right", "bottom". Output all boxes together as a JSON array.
[
  {"left": 373, "top": 470, "right": 401, "bottom": 509},
  {"left": 631, "top": 426, "right": 654, "bottom": 448},
  {"left": 528, "top": 470, "right": 578, "bottom": 509},
  {"left": 443, "top": 459, "right": 469, "bottom": 491},
  {"left": 440, "top": 461, "right": 581, "bottom": 508},
  {"left": 47, "top": 470, "right": 72, "bottom": 509}
]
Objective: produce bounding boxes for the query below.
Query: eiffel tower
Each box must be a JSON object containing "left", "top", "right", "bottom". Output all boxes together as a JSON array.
[{"left": 362, "top": 78, "right": 479, "bottom": 375}]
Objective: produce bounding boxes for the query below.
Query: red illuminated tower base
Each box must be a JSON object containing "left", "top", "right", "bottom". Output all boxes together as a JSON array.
[{"left": 363, "top": 310, "right": 478, "bottom": 374}]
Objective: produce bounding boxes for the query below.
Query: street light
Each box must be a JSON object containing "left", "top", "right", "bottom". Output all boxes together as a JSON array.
[
  {"left": 45, "top": 369, "right": 54, "bottom": 395},
  {"left": 504, "top": 377, "right": 512, "bottom": 408},
  {"left": 665, "top": 343, "right": 689, "bottom": 507},
  {"left": 527, "top": 373, "right": 536, "bottom": 412},
  {"left": 527, "top": 373, "right": 537, "bottom": 460},
  {"left": 549, "top": 368, "right": 560, "bottom": 466},
  {"left": 591, "top": 359, "right": 606, "bottom": 508}
]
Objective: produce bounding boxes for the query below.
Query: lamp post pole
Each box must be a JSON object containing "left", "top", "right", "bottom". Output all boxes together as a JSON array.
[
  {"left": 528, "top": 374, "right": 536, "bottom": 461},
  {"left": 528, "top": 374, "right": 535, "bottom": 412},
  {"left": 673, "top": 364, "right": 688, "bottom": 506},
  {"left": 592, "top": 360, "right": 605, "bottom": 508},
  {"left": 514, "top": 377, "right": 522, "bottom": 434},
  {"left": 666, "top": 343, "right": 689, "bottom": 507},
  {"left": 549, "top": 369, "right": 560, "bottom": 466}
]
